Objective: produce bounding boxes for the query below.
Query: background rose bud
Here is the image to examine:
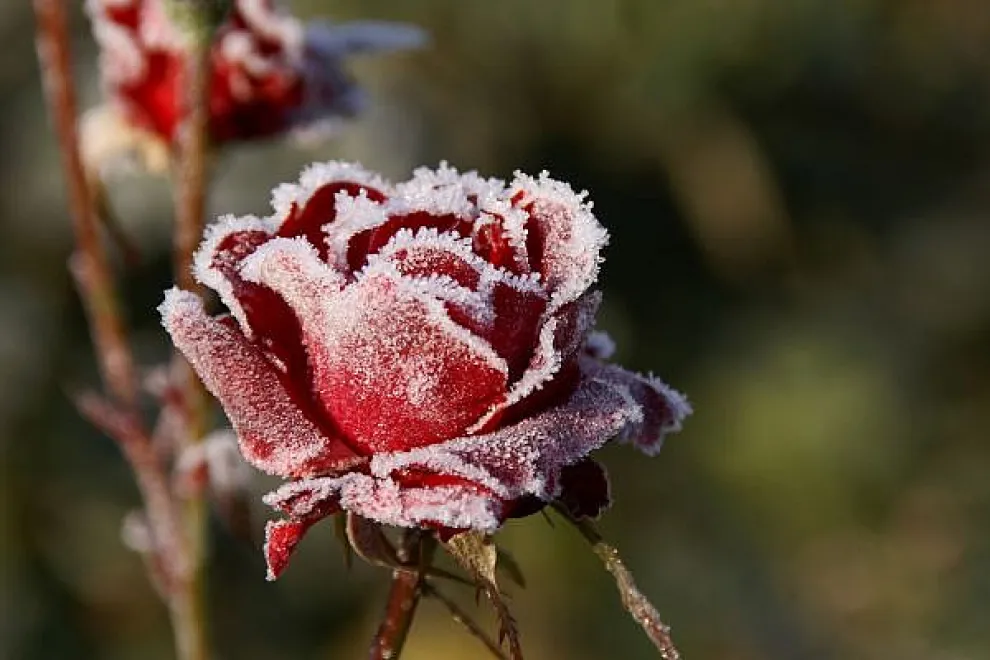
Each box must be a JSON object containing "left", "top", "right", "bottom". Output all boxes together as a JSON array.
[
  {"left": 84, "top": 0, "right": 425, "bottom": 151},
  {"left": 161, "top": 161, "right": 690, "bottom": 578}
]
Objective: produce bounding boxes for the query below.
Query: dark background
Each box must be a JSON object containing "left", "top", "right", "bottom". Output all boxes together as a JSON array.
[{"left": 3, "top": 1, "right": 990, "bottom": 658}]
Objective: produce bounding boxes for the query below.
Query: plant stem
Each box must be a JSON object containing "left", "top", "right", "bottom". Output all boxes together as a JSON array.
[
  {"left": 553, "top": 504, "right": 681, "bottom": 660},
  {"left": 422, "top": 581, "right": 509, "bottom": 660},
  {"left": 368, "top": 531, "right": 432, "bottom": 660},
  {"left": 171, "top": 22, "right": 216, "bottom": 660},
  {"left": 33, "top": 0, "right": 137, "bottom": 408}
]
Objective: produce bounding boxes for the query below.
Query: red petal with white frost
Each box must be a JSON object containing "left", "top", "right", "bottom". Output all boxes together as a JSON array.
[
  {"left": 160, "top": 288, "right": 362, "bottom": 477},
  {"left": 242, "top": 247, "right": 509, "bottom": 453},
  {"left": 264, "top": 519, "right": 314, "bottom": 581},
  {"left": 375, "top": 229, "right": 548, "bottom": 379},
  {"left": 370, "top": 376, "right": 644, "bottom": 505},
  {"left": 265, "top": 474, "right": 502, "bottom": 533},
  {"left": 510, "top": 172, "right": 608, "bottom": 312},
  {"left": 584, "top": 359, "right": 693, "bottom": 455}
]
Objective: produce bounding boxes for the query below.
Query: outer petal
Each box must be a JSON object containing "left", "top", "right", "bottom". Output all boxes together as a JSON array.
[
  {"left": 160, "top": 288, "right": 362, "bottom": 477},
  {"left": 265, "top": 474, "right": 502, "bottom": 534},
  {"left": 510, "top": 171, "right": 609, "bottom": 312},
  {"left": 556, "top": 459, "right": 611, "bottom": 519},
  {"left": 583, "top": 358, "right": 693, "bottom": 455},
  {"left": 370, "top": 375, "right": 644, "bottom": 504},
  {"left": 242, "top": 248, "right": 510, "bottom": 453}
]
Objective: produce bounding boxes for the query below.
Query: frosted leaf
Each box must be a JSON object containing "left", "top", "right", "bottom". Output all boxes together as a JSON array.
[
  {"left": 510, "top": 170, "right": 609, "bottom": 312},
  {"left": 160, "top": 289, "right": 361, "bottom": 477},
  {"left": 175, "top": 429, "right": 252, "bottom": 496},
  {"left": 373, "top": 376, "right": 644, "bottom": 503}
]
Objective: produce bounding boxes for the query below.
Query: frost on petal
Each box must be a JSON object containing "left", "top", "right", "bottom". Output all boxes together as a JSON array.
[
  {"left": 510, "top": 171, "right": 609, "bottom": 311},
  {"left": 299, "top": 272, "right": 509, "bottom": 454},
  {"left": 585, "top": 360, "right": 693, "bottom": 456},
  {"left": 266, "top": 474, "right": 502, "bottom": 533},
  {"left": 375, "top": 229, "right": 548, "bottom": 379},
  {"left": 160, "top": 289, "right": 362, "bottom": 477},
  {"left": 273, "top": 161, "right": 389, "bottom": 258},
  {"left": 265, "top": 519, "right": 313, "bottom": 580},
  {"left": 372, "top": 376, "right": 643, "bottom": 506}
]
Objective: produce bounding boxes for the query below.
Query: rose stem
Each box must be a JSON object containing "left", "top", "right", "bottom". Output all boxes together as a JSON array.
[
  {"left": 32, "top": 0, "right": 136, "bottom": 408},
  {"left": 170, "top": 11, "right": 217, "bottom": 660},
  {"left": 368, "top": 531, "right": 434, "bottom": 659},
  {"left": 32, "top": 3, "right": 200, "bottom": 658},
  {"left": 552, "top": 504, "right": 682, "bottom": 660},
  {"left": 422, "top": 580, "right": 509, "bottom": 660}
]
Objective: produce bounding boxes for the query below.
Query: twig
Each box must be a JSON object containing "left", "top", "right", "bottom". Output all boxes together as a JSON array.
[
  {"left": 170, "top": 19, "right": 217, "bottom": 660},
  {"left": 553, "top": 504, "right": 681, "bottom": 660},
  {"left": 33, "top": 0, "right": 137, "bottom": 407},
  {"left": 423, "top": 580, "right": 509, "bottom": 660},
  {"left": 368, "top": 530, "right": 432, "bottom": 660}
]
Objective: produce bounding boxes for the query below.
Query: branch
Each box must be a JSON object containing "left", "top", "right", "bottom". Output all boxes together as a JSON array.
[
  {"left": 553, "top": 504, "right": 681, "bottom": 660},
  {"left": 368, "top": 531, "right": 432, "bottom": 660},
  {"left": 33, "top": 0, "right": 137, "bottom": 407}
]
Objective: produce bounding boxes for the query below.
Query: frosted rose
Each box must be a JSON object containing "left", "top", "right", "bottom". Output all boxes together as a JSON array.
[
  {"left": 160, "top": 162, "right": 691, "bottom": 578},
  {"left": 85, "top": 0, "right": 424, "bottom": 145}
]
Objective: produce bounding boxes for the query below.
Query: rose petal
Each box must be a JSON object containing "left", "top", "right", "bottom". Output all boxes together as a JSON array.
[
  {"left": 266, "top": 473, "right": 502, "bottom": 532},
  {"left": 510, "top": 171, "right": 608, "bottom": 311},
  {"left": 243, "top": 250, "right": 510, "bottom": 453},
  {"left": 264, "top": 519, "right": 314, "bottom": 580},
  {"left": 160, "top": 288, "right": 361, "bottom": 477},
  {"left": 584, "top": 359, "right": 693, "bottom": 455},
  {"left": 371, "top": 375, "right": 644, "bottom": 503}
]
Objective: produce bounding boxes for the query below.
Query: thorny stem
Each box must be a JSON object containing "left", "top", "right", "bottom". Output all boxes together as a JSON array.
[
  {"left": 422, "top": 581, "right": 509, "bottom": 660},
  {"left": 368, "top": 531, "right": 433, "bottom": 660},
  {"left": 33, "top": 0, "right": 137, "bottom": 408},
  {"left": 553, "top": 504, "right": 682, "bottom": 660},
  {"left": 171, "top": 19, "right": 216, "bottom": 660}
]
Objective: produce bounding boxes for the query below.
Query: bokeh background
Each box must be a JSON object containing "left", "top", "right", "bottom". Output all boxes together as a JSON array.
[{"left": 3, "top": 1, "right": 990, "bottom": 658}]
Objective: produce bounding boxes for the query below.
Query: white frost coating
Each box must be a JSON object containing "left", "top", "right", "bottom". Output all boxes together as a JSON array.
[
  {"left": 387, "top": 176, "right": 474, "bottom": 220},
  {"left": 85, "top": 0, "right": 147, "bottom": 85},
  {"left": 176, "top": 429, "right": 252, "bottom": 495},
  {"left": 634, "top": 377, "right": 692, "bottom": 456},
  {"left": 265, "top": 473, "right": 501, "bottom": 531},
  {"left": 375, "top": 228, "right": 544, "bottom": 295},
  {"left": 270, "top": 160, "right": 390, "bottom": 221},
  {"left": 160, "top": 288, "right": 338, "bottom": 478},
  {"left": 509, "top": 170, "right": 609, "bottom": 312},
  {"left": 192, "top": 214, "right": 277, "bottom": 337},
  {"left": 374, "top": 376, "right": 644, "bottom": 506},
  {"left": 237, "top": 0, "right": 304, "bottom": 51},
  {"left": 239, "top": 236, "right": 347, "bottom": 321},
  {"left": 323, "top": 190, "right": 389, "bottom": 267},
  {"left": 585, "top": 330, "right": 617, "bottom": 360}
]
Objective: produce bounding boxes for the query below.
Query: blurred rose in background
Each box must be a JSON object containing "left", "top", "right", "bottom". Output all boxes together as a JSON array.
[{"left": 3, "top": 1, "right": 990, "bottom": 658}]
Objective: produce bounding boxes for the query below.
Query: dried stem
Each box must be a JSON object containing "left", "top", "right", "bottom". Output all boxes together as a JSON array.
[
  {"left": 553, "top": 504, "right": 681, "bottom": 660},
  {"left": 170, "top": 21, "right": 217, "bottom": 660},
  {"left": 423, "top": 581, "right": 509, "bottom": 660},
  {"left": 33, "top": 0, "right": 137, "bottom": 408},
  {"left": 368, "top": 531, "right": 432, "bottom": 660}
]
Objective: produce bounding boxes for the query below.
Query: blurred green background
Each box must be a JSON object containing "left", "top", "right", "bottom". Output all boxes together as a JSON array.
[{"left": 3, "top": 1, "right": 990, "bottom": 658}]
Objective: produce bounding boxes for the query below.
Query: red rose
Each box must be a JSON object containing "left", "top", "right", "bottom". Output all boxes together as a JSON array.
[
  {"left": 85, "top": 0, "right": 424, "bottom": 144},
  {"left": 161, "top": 162, "right": 690, "bottom": 579}
]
